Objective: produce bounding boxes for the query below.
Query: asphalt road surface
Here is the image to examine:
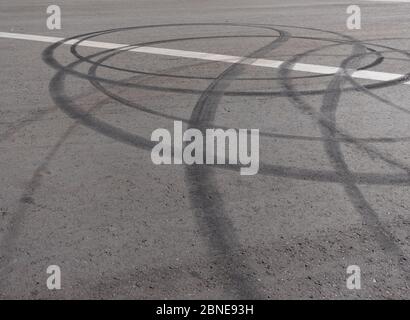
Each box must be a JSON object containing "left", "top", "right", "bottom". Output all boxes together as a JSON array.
[{"left": 1, "top": 0, "right": 410, "bottom": 299}]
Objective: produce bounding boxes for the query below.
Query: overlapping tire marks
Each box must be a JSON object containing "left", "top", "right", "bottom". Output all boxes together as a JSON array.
[
  {"left": 57, "top": 24, "right": 398, "bottom": 98},
  {"left": 58, "top": 25, "right": 410, "bottom": 146},
  {"left": 11, "top": 23, "right": 408, "bottom": 296},
  {"left": 0, "top": 101, "right": 104, "bottom": 279},
  {"left": 185, "top": 27, "right": 290, "bottom": 299},
  {"left": 0, "top": 74, "right": 143, "bottom": 280},
  {"left": 0, "top": 51, "right": 217, "bottom": 284},
  {"left": 67, "top": 23, "right": 290, "bottom": 298},
  {"left": 276, "top": 46, "right": 410, "bottom": 173},
  {"left": 70, "top": 30, "right": 410, "bottom": 145},
  {"left": 321, "top": 50, "right": 410, "bottom": 276},
  {"left": 278, "top": 33, "right": 410, "bottom": 280}
]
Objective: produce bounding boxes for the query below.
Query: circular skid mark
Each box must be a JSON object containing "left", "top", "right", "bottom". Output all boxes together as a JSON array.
[
  {"left": 42, "top": 23, "right": 410, "bottom": 179},
  {"left": 39, "top": 23, "right": 410, "bottom": 296}
]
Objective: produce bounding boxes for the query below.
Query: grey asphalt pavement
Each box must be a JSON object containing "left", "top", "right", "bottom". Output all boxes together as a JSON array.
[{"left": 1, "top": 0, "right": 410, "bottom": 299}]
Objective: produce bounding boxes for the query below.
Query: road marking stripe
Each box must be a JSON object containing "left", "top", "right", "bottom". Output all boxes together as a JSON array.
[{"left": 0, "top": 31, "right": 409, "bottom": 85}]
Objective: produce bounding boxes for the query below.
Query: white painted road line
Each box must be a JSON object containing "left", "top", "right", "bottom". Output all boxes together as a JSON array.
[{"left": 0, "top": 31, "right": 409, "bottom": 85}]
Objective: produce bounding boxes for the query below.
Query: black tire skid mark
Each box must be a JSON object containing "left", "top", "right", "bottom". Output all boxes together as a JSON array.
[
  {"left": 0, "top": 87, "right": 107, "bottom": 144},
  {"left": 347, "top": 76, "right": 410, "bottom": 117},
  {"left": 0, "top": 108, "right": 55, "bottom": 144},
  {"left": 0, "top": 101, "right": 106, "bottom": 280},
  {"left": 44, "top": 45, "right": 155, "bottom": 151}
]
